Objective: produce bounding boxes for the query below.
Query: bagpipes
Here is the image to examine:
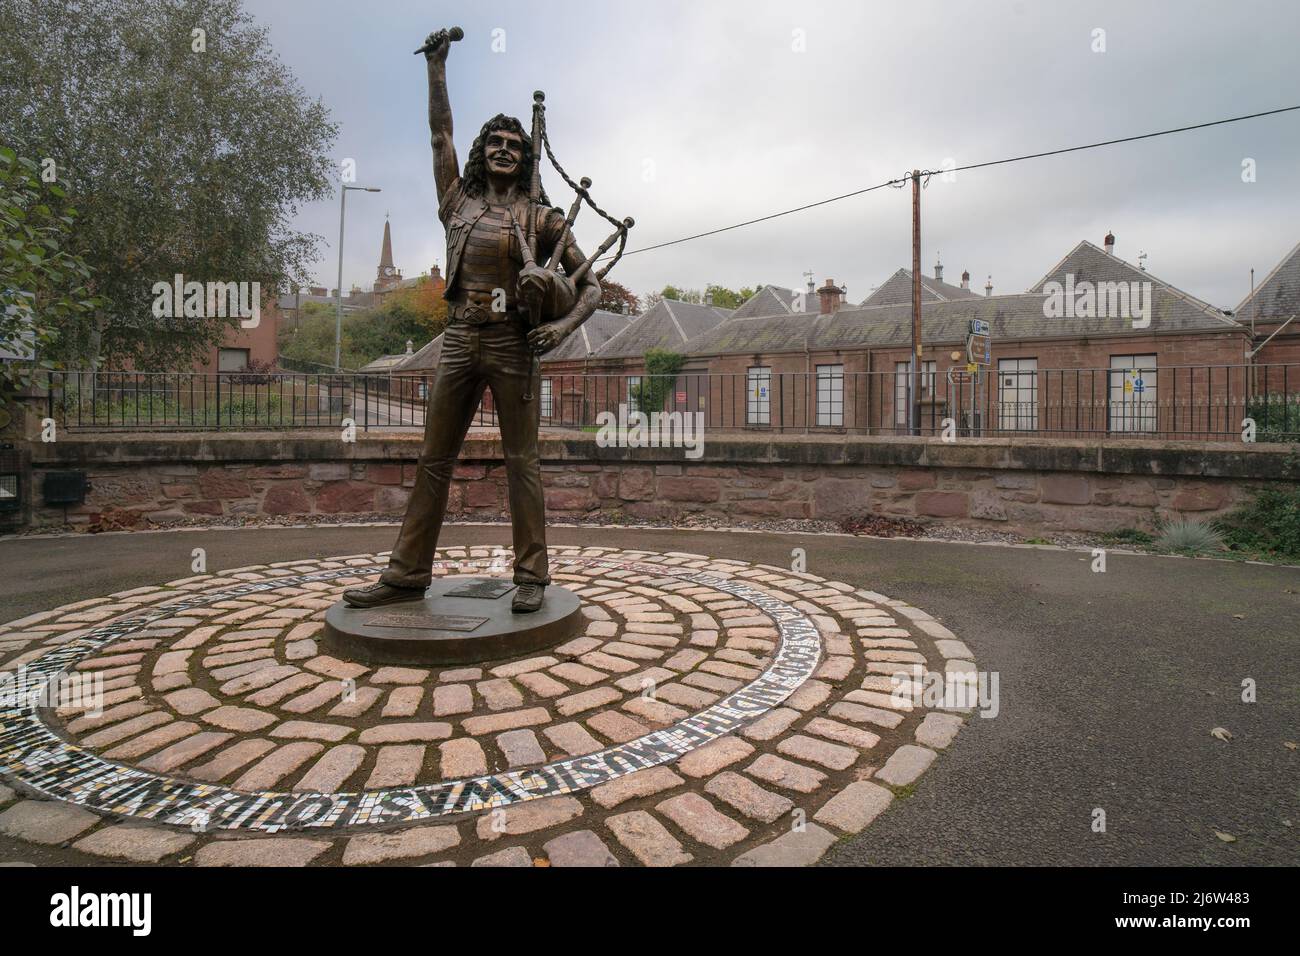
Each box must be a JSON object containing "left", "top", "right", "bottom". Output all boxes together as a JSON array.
[{"left": 513, "top": 90, "right": 635, "bottom": 399}]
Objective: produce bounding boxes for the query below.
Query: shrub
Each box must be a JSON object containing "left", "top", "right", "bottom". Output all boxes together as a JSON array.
[
  {"left": 1218, "top": 488, "right": 1300, "bottom": 558},
  {"left": 1246, "top": 394, "right": 1300, "bottom": 443},
  {"left": 1156, "top": 519, "right": 1224, "bottom": 553}
]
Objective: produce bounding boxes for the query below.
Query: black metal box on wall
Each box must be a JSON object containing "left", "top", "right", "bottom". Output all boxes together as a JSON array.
[
  {"left": 0, "top": 442, "right": 32, "bottom": 530},
  {"left": 42, "top": 470, "right": 88, "bottom": 507}
]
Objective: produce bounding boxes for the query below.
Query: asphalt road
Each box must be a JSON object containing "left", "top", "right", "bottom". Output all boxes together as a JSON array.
[{"left": 1, "top": 523, "right": 1296, "bottom": 866}]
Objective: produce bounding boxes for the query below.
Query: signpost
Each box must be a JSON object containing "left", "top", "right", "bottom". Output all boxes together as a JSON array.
[{"left": 958, "top": 319, "right": 992, "bottom": 436}]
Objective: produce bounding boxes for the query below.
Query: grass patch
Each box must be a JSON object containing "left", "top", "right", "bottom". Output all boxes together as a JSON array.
[{"left": 1099, "top": 528, "right": 1156, "bottom": 546}]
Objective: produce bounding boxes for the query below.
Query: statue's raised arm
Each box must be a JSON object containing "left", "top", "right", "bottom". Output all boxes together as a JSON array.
[{"left": 421, "top": 28, "right": 460, "bottom": 201}]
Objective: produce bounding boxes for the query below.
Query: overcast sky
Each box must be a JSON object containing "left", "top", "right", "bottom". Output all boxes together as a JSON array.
[{"left": 246, "top": 0, "right": 1300, "bottom": 312}]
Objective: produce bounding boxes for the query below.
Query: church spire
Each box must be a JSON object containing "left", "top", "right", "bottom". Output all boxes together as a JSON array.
[
  {"left": 378, "top": 215, "right": 394, "bottom": 272},
  {"left": 374, "top": 215, "right": 400, "bottom": 292}
]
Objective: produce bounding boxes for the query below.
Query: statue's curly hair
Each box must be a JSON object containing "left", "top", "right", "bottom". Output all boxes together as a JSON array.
[{"left": 461, "top": 114, "right": 550, "bottom": 205}]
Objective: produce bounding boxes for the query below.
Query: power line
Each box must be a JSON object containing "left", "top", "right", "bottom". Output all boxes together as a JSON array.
[
  {"left": 608, "top": 104, "right": 1300, "bottom": 261},
  {"left": 947, "top": 104, "right": 1300, "bottom": 174}
]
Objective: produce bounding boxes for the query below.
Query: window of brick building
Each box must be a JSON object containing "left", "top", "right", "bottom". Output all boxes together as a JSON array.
[
  {"left": 626, "top": 375, "right": 642, "bottom": 414},
  {"left": 541, "top": 378, "right": 553, "bottom": 419},
  {"left": 894, "top": 360, "right": 936, "bottom": 428},
  {"left": 816, "top": 364, "right": 844, "bottom": 427},
  {"left": 218, "top": 348, "right": 250, "bottom": 372},
  {"left": 1108, "top": 354, "right": 1158, "bottom": 433},
  {"left": 747, "top": 366, "right": 771, "bottom": 425},
  {"left": 997, "top": 358, "right": 1039, "bottom": 432}
]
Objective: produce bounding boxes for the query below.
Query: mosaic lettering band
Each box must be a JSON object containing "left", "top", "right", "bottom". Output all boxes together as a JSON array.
[{"left": 0, "top": 556, "right": 820, "bottom": 833}]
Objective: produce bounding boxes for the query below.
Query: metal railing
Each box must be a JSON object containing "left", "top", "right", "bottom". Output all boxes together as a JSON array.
[{"left": 44, "top": 364, "right": 1300, "bottom": 442}]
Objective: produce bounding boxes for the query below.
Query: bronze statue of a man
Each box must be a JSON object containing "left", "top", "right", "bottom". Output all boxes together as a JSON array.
[{"left": 344, "top": 28, "right": 600, "bottom": 614}]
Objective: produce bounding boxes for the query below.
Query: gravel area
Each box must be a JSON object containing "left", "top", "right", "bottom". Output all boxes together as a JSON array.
[{"left": 12, "top": 509, "right": 1298, "bottom": 567}]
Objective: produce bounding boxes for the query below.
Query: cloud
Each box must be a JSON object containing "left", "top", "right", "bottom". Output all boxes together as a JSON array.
[{"left": 248, "top": 0, "right": 1300, "bottom": 310}]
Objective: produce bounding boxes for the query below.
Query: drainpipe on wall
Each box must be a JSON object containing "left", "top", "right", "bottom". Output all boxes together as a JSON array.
[{"left": 804, "top": 319, "right": 814, "bottom": 435}]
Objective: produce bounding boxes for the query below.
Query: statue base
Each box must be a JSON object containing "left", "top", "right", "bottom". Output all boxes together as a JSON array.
[{"left": 322, "top": 576, "right": 582, "bottom": 666}]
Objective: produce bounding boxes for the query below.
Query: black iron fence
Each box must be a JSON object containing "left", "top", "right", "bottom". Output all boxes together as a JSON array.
[{"left": 43, "top": 364, "right": 1300, "bottom": 442}]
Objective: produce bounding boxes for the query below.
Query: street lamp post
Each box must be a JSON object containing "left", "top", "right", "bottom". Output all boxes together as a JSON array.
[{"left": 335, "top": 184, "right": 382, "bottom": 370}]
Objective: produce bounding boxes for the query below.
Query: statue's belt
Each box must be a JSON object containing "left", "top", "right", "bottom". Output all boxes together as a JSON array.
[{"left": 446, "top": 298, "right": 525, "bottom": 327}]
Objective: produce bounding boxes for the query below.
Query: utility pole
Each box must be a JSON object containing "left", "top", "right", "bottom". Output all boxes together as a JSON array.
[
  {"left": 910, "top": 169, "right": 922, "bottom": 436},
  {"left": 335, "top": 184, "right": 382, "bottom": 371}
]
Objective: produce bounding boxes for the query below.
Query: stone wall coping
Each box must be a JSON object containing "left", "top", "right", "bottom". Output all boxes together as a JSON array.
[{"left": 29, "top": 428, "right": 1297, "bottom": 481}]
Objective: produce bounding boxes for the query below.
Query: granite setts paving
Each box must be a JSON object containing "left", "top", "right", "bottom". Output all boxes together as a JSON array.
[{"left": 0, "top": 545, "right": 974, "bottom": 866}]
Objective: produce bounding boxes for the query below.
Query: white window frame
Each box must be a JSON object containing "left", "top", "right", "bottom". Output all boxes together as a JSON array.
[
  {"left": 540, "top": 377, "right": 553, "bottom": 418},
  {"left": 1108, "top": 354, "right": 1158, "bottom": 434},
  {"left": 816, "top": 364, "right": 844, "bottom": 427},
  {"left": 997, "top": 357, "right": 1039, "bottom": 432},
  {"left": 747, "top": 366, "right": 771, "bottom": 426},
  {"left": 894, "top": 360, "right": 936, "bottom": 427}
]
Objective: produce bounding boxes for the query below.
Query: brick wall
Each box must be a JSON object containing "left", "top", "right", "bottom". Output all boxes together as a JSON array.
[{"left": 25, "top": 431, "right": 1297, "bottom": 536}]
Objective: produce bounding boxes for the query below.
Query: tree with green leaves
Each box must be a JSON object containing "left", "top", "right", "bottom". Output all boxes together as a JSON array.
[
  {"left": 278, "top": 278, "right": 449, "bottom": 370},
  {"left": 632, "top": 348, "right": 686, "bottom": 413},
  {"left": 649, "top": 283, "right": 762, "bottom": 310},
  {"left": 658, "top": 285, "right": 702, "bottom": 305},
  {"left": 705, "top": 284, "right": 759, "bottom": 310},
  {"left": 0, "top": 149, "right": 100, "bottom": 411},
  {"left": 0, "top": 0, "right": 338, "bottom": 368}
]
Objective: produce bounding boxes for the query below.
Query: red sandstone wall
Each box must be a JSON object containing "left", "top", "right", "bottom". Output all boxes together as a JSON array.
[{"left": 34, "top": 453, "right": 1286, "bottom": 537}]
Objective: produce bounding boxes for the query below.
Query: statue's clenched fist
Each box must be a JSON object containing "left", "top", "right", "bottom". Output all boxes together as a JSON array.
[{"left": 418, "top": 27, "right": 460, "bottom": 62}]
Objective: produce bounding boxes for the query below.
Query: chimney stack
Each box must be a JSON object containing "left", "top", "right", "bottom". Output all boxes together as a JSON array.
[
  {"left": 405, "top": 339, "right": 414, "bottom": 356},
  {"left": 984, "top": 276, "right": 993, "bottom": 297},
  {"left": 817, "top": 278, "right": 845, "bottom": 315},
  {"left": 934, "top": 257, "right": 944, "bottom": 283},
  {"left": 1104, "top": 231, "right": 1115, "bottom": 255},
  {"left": 960, "top": 270, "right": 970, "bottom": 290}
]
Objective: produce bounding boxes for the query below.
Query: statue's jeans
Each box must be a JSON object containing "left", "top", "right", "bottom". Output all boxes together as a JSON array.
[{"left": 381, "top": 321, "right": 550, "bottom": 588}]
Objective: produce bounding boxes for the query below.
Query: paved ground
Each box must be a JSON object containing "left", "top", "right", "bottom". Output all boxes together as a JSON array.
[{"left": 1, "top": 524, "right": 1297, "bottom": 865}]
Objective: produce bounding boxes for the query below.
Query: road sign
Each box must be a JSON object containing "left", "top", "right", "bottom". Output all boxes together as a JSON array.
[{"left": 966, "top": 319, "right": 991, "bottom": 365}]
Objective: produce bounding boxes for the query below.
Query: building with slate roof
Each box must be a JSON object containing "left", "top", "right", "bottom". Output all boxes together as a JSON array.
[
  {"left": 1232, "top": 240, "right": 1300, "bottom": 369},
  {"left": 379, "top": 233, "right": 1300, "bottom": 438},
  {"left": 861, "top": 264, "right": 981, "bottom": 307}
]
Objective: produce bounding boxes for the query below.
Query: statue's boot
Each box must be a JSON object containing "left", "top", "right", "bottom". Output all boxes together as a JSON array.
[
  {"left": 511, "top": 582, "right": 545, "bottom": 614},
  {"left": 342, "top": 581, "right": 426, "bottom": 609}
]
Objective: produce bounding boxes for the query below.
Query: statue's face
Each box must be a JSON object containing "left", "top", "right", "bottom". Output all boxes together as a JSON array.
[{"left": 485, "top": 130, "right": 524, "bottom": 179}]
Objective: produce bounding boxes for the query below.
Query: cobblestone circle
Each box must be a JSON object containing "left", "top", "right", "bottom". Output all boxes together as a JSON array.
[{"left": 0, "top": 546, "right": 975, "bottom": 866}]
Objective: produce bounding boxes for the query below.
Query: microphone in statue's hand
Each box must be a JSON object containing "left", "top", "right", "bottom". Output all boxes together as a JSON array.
[{"left": 413, "top": 27, "right": 463, "bottom": 55}]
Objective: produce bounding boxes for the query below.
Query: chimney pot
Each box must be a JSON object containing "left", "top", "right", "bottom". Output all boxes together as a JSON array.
[
  {"left": 984, "top": 276, "right": 993, "bottom": 297},
  {"left": 934, "top": 258, "right": 944, "bottom": 283},
  {"left": 817, "top": 278, "right": 844, "bottom": 315},
  {"left": 1104, "top": 231, "right": 1115, "bottom": 254},
  {"left": 960, "top": 270, "right": 970, "bottom": 290}
]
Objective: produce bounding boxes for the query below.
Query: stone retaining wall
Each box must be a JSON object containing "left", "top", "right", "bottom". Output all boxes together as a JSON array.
[{"left": 24, "top": 430, "right": 1299, "bottom": 534}]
